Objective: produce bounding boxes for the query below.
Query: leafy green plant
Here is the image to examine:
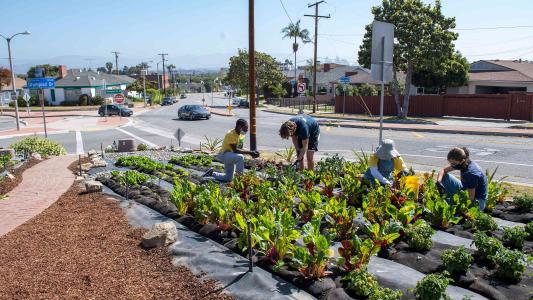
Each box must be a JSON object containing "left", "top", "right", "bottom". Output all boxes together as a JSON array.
[
  {"left": 342, "top": 268, "right": 378, "bottom": 297},
  {"left": 234, "top": 212, "right": 258, "bottom": 251},
  {"left": 292, "top": 216, "right": 333, "bottom": 279},
  {"left": 0, "top": 154, "right": 13, "bottom": 172},
  {"left": 492, "top": 248, "right": 528, "bottom": 282},
  {"left": 275, "top": 146, "right": 296, "bottom": 163},
  {"left": 339, "top": 174, "right": 366, "bottom": 206},
  {"left": 202, "top": 135, "right": 223, "bottom": 153},
  {"left": 473, "top": 213, "right": 498, "bottom": 233},
  {"left": 368, "top": 220, "right": 401, "bottom": 250},
  {"left": 137, "top": 143, "right": 149, "bottom": 151},
  {"left": 441, "top": 246, "right": 473, "bottom": 274},
  {"left": 368, "top": 286, "right": 403, "bottom": 300},
  {"left": 502, "top": 226, "right": 528, "bottom": 250},
  {"left": 337, "top": 235, "right": 380, "bottom": 272},
  {"left": 485, "top": 168, "right": 509, "bottom": 212},
  {"left": 424, "top": 196, "right": 462, "bottom": 229},
  {"left": 324, "top": 197, "right": 357, "bottom": 240},
  {"left": 10, "top": 136, "right": 66, "bottom": 158},
  {"left": 473, "top": 232, "right": 503, "bottom": 262},
  {"left": 525, "top": 221, "right": 533, "bottom": 240},
  {"left": 414, "top": 272, "right": 451, "bottom": 300},
  {"left": 320, "top": 173, "right": 336, "bottom": 197},
  {"left": 405, "top": 220, "right": 435, "bottom": 252},
  {"left": 297, "top": 189, "right": 323, "bottom": 223},
  {"left": 513, "top": 194, "right": 533, "bottom": 213},
  {"left": 169, "top": 179, "right": 197, "bottom": 216},
  {"left": 316, "top": 154, "right": 345, "bottom": 176},
  {"left": 170, "top": 153, "right": 213, "bottom": 168},
  {"left": 116, "top": 155, "right": 188, "bottom": 181}
]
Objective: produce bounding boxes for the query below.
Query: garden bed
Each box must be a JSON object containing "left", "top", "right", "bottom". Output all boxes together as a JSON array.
[{"left": 0, "top": 158, "right": 41, "bottom": 195}]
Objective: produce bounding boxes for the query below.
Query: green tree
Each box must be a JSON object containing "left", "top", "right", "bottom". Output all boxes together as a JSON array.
[
  {"left": 282, "top": 20, "right": 311, "bottom": 96},
  {"left": 358, "top": 0, "right": 466, "bottom": 117},
  {"left": 226, "top": 49, "right": 285, "bottom": 100},
  {"left": 27, "top": 64, "right": 59, "bottom": 78},
  {"left": 271, "top": 83, "right": 287, "bottom": 99},
  {"left": 0, "top": 67, "right": 12, "bottom": 88},
  {"left": 105, "top": 62, "right": 113, "bottom": 74}
]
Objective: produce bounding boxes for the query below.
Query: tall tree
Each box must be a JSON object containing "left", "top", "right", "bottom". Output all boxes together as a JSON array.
[
  {"left": 105, "top": 62, "right": 113, "bottom": 74},
  {"left": 226, "top": 49, "right": 285, "bottom": 99},
  {"left": 281, "top": 20, "right": 311, "bottom": 97},
  {"left": 0, "top": 67, "right": 12, "bottom": 88},
  {"left": 27, "top": 64, "right": 59, "bottom": 78},
  {"left": 167, "top": 64, "right": 176, "bottom": 87},
  {"left": 358, "top": 0, "right": 466, "bottom": 117}
]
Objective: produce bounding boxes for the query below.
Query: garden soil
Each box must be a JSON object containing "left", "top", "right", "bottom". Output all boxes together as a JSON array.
[{"left": 0, "top": 182, "right": 233, "bottom": 300}]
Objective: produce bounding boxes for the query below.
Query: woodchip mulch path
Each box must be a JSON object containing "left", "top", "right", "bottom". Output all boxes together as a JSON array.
[
  {"left": 0, "top": 158, "right": 41, "bottom": 196},
  {"left": 0, "top": 180, "right": 234, "bottom": 300}
]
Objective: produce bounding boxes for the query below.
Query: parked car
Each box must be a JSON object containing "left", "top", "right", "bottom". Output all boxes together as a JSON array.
[
  {"left": 161, "top": 97, "right": 173, "bottom": 106},
  {"left": 178, "top": 105, "right": 211, "bottom": 120},
  {"left": 231, "top": 97, "right": 243, "bottom": 106},
  {"left": 180, "top": 94, "right": 187, "bottom": 99},
  {"left": 98, "top": 104, "right": 133, "bottom": 117},
  {"left": 238, "top": 99, "right": 250, "bottom": 108},
  {"left": 169, "top": 96, "right": 178, "bottom": 103}
]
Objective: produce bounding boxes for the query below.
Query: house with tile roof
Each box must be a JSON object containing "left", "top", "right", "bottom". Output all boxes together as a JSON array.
[
  {"left": 448, "top": 60, "right": 533, "bottom": 94},
  {"left": 43, "top": 68, "right": 134, "bottom": 105}
]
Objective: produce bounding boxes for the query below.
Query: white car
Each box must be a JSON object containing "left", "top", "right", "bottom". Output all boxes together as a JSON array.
[{"left": 231, "top": 97, "right": 243, "bottom": 106}]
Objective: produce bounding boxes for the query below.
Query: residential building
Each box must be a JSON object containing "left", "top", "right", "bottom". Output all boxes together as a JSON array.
[
  {"left": 448, "top": 60, "right": 533, "bottom": 94},
  {"left": 0, "top": 77, "right": 26, "bottom": 92}
]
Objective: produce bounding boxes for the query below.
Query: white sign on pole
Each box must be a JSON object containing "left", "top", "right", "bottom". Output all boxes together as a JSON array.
[
  {"left": 23, "top": 93, "right": 30, "bottom": 102},
  {"left": 174, "top": 128, "right": 185, "bottom": 147},
  {"left": 371, "top": 21, "right": 394, "bottom": 83}
]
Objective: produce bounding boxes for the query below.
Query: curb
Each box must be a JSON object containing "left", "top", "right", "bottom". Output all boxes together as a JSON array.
[{"left": 320, "top": 121, "right": 533, "bottom": 138}]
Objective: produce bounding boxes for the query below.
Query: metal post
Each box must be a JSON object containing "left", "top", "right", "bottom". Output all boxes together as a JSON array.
[
  {"left": 6, "top": 39, "right": 20, "bottom": 131},
  {"left": 78, "top": 154, "right": 82, "bottom": 176},
  {"left": 40, "top": 90, "right": 47, "bottom": 138},
  {"left": 101, "top": 143, "right": 104, "bottom": 159},
  {"left": 143, "top": 71, "right": 147, "bottom": 108},
  {"left": 378, "top": 36, "right": 385, "bottom": 145},
  {"left": 343, "top": 86, "right": 346, "bottom": 116},
  {"left": 103, "top": 79, "right": 108, "bottom": 122},
  {"left": 248, "top": 0, "right": 257, "bottom": 151},
  {"left": 312, "top": 3, "right": 318, "bottom": 114},
  {"left": 247, "top": 219, "right": 253, "bottom": 272}
]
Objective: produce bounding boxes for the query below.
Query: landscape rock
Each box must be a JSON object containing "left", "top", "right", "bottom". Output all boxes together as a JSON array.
[
  {"left": 81, "top": 162, "right": 93, "bottom": 171},
  {"left": 31, "top": 153, "right": 42, "bottom": 160},
  {"left": 91, "top": 159, "right": 107, "bottom": 168},
  {"left": 84, "top": 180, "right": 103, "bottom": 193},
  {"left": 75, "top": 175, "right": 84, "bottom": 182},
  {"left": 5, "top": 173, "right": 15, "bottom": 180},
  {"left": 141, "top": 222, "right": 178, "bottom": 249},
  {"left": 88, "top": 150, "right": 97, "bottom": 156}
]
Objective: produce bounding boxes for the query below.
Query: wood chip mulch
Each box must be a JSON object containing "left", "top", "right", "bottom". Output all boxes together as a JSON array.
[
  {"left": 0, "top": 182, "right": 234, "bottom": 300},
  {"left": 0, "top": 158, "right": 41, "bottom": 195}
]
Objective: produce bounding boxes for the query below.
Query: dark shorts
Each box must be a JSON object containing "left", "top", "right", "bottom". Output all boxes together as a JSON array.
[{"left": 298, "top": 133, "right": 320, "bottom": 151}]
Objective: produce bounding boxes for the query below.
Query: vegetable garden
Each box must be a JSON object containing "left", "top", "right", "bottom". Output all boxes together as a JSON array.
[{"left": 96, "top": 152, "right": 533, "bottom": 300}]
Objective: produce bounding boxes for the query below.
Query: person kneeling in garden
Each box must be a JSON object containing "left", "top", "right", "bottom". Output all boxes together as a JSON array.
[
  {"left": 437, "top": 147, "right": 488, "bottom": 210},
  {"left": 279, "top": 114, "right": 320, "bottom": 171},
  {"left": 364, "top": 139, "right": 409, "bottom": 186},
  {"left": 203, "top": 119, "right": 259, "bottom": 182}
]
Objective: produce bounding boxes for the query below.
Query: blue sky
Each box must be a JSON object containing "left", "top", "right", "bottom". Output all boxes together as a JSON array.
[{"left": 1, "top": 0, "right": 533, "bottom": 70}]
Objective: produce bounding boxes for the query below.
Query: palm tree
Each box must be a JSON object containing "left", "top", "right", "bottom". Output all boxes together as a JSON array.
[
  {"left": 105, "top": 62, "right": 113, "bottom": 74},
  {"left": 281, "top": 20, "right": 311, "bottom": 96},
  {"left": 167, "top": 64, "right": 176, "bottom": 89}
]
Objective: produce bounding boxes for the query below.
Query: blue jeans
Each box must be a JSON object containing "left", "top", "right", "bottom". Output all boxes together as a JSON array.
[
  {"left": 213, "top": 152, "right": 244, "bottom": 182},
  {"left": 441, "top": 173, "right": 486, "bottom": 211}
]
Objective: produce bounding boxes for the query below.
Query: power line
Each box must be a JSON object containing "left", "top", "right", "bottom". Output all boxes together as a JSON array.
[
  {"left": 279, "top": 0, "right": 293, "bottom": 25},
  {"left": 454, "top": 25, "right": 533, "bottom": 31},
  {"left": 465, "top": 45, "right": 533, "bottom": 57}
]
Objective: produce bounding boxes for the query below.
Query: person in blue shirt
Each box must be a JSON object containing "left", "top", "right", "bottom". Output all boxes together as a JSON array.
[
  {"left": 437, "top": 147, "right": 488, "bottom": 210},
  {"left": 279, "top": 114, "right": 320, "bottom": 171}
]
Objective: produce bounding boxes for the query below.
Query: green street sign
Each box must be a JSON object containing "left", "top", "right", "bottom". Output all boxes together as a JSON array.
[{"left": 105, "top": 89, "right": 122, "bottom": 95}]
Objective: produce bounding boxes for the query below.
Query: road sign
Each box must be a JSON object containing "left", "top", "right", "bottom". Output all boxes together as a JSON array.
[
  {"left": 22, "top": 93, "right": 30, "bottom": 102},
  {"left": 106, "top": 89, "right": 122, "bottom": 95},
  {"left": 174, "top": 128, "right": 185, "bottom": 147},
  {"left": 114, "top": 93, "right": 125, "bottom": 104},
  {"left": 371, "top": 21, "right": 394, "bottom": 83},
  {"left": 27, "top": 77, "right": 55, "bottom": 89},
  {"left": 297, "top": 83, "right": 306, "bottom": 94},
  {"left": 338, "top": 76, "right": 350, "bottom": 85}
]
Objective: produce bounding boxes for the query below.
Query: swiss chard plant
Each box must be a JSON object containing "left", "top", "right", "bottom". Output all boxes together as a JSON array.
[
  {"left": 367, "top": 220, "right": 401, "bottom": 251},
  {"left": 292, "top": 216, "right": 334, "bottom": 279},
  {"left": 424, "top": 197, "right": 462, "bottom": 229},
  {"left": 320, "top": 173, "right": 336, "bottom": 197},
  {"left": 324, "top": 197, "right": 358, "bottom": 240},
  {"left": 441, "top": 246, "right": 473, "bottom": 274},
  {"left": 339, "top": 175, "right": 367, "bottom": 206},
  {"left": 234, "top": 212, "right": 258, "bottom": 252},
  {"left": 169, "top": 179, "right": 197, "bottom": 216},
  {"left": 485, "top": 168, "right": 509, "bottom": 212},
  {"left": 302, "top": 169, "right": 317, "bottom": 192},
  {"left": 337, "top": 235, "right": 380, "bottom": 272},
  {"left": 297, "top": 189, "right": 324, "bottom": 223}
]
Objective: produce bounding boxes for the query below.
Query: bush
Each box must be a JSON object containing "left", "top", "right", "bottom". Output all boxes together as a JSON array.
[
  {"left": 343, "top": 268, "right": 378, "bottom": 297},
  {"left": 369, "top": 286, "right": 402, "bottom": 300},
  {"left": 502, "top": 226, "right": 528, "bottom": 250},
  {"left": 513, "top": 194, "right": 533, "bottom": 213},
  {"left": 414, "top": 273, "right": 450, "bottom": 300},
  {"left": 492, "top": 248, "right": 527, "bottom": 282},
  {"left": 90, "top": 95, "right": 105, "bottom": 105},
  {"left": 526, "top": 221, "right": 533, "bottom": 241},
  {"left": 10, "top": 136, "right": 66, "bottom": 158},
  {"left": 406, "top": 220, "right": 435, "bottom": 252},
  {"left": 441, "top": 246, "right": 473, "bottom": 274},
  {"left": 473, "top": 232, "right": 503, "bottom": 261},
  {"left": 137, "top": 143, "right": 148, "bottom": 151},
  {"left": 473, "top": 213, "right": 498, "bottom": 232}
]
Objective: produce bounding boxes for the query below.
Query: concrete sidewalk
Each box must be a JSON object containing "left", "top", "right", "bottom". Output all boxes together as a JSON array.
[{"left": 0, "top": 155, "right": 76, "bottom": 236}]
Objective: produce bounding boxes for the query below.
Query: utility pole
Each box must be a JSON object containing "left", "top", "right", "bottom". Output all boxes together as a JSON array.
[
  {"left": 305, "top": 1, "right": 330, "bottom": 113},
  {"left": 111, "top": 51, "right": 120, "bottom": 74},
  {"left": 248, "top": 0, "right": 257, "bottom": 151},
  {"left": 158, "top": 53, "right": 168, "bottom": 92}
]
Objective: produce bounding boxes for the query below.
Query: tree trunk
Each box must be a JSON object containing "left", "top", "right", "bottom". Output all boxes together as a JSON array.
[
  {"left": 392, "top": 68, "right": 402, "bottom": 116},
  {"left": 401, "top": 60, "right": 414, "bottom": 118}
]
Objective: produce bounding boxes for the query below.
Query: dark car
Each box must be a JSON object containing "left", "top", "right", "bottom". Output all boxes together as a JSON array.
[
  {"left": 178, "top": 105, "right": 211, "bottom": 120},
  {"left": 180, "top": 94, "right": 187, "bottom": 99},
  {"left": 98, "top": 104, "right": 133, "bottom": 117},
  {"left": 161, "top": 97, "right": 173, "bottom": 106},
  {"left": 238, "top": 99, "right": 250, "bottom": 108}
]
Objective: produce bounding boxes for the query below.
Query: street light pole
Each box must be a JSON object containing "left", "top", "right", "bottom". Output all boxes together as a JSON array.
[
  {"left": 156, "top": 62, "right": 161, "bottom": 90},
  {"left": 1, "top": 31, "right": 30, "bottom": 131},
  {"left": 248, "top": 0, "right": 257, "bottom": 151}
]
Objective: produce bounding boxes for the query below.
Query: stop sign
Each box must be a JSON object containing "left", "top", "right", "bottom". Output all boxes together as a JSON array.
[{"left": 114, "top": 93, "right": 125, "bottom": 104}]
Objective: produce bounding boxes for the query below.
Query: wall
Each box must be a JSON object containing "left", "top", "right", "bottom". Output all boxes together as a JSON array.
[{"left": 335, "top": 94, "right": 533, "bottom": 121}]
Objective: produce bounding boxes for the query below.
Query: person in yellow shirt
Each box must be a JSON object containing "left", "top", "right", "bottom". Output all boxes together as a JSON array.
[
  {"left": 203, "top": 119, "right": 259, "bottom": 182},
  {"left": 363, "top": 139, "right": 408, "bottom": 186}
]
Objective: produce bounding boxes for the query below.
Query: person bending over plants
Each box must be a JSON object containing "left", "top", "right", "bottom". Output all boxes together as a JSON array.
[
  {"left": 202, "top": 119, "right": 259, "bottom": 182},
  {"left": 363, "top": 139, "right": 409, "bottom": 186},
  {"left": 437, "top": 147, "right": 488, "bottom": 211},
  {"left": 279, "top": 114, "right": 320, "bottom": 171}
]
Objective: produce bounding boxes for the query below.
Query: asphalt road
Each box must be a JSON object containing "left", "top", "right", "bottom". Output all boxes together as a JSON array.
[{"left": 0, "top": 93, "right": 532, "bottom": 185}]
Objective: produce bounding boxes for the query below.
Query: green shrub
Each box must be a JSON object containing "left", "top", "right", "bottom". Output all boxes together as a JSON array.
[
  {"left": 473, "top": 232, "right": 503, "bottom": 261},
  {"left": 406, "top": 220, "right": 435, "bottom": 252},
  {"left": 369, "top": 286, "right": 402, "bottom": 300},
  {"left": 90, "top": 95, "right": 105, "bottom": 105},
  {"left": 492, "top": 248, "right": 527, "bottom": 282},
  {"left": 342, "top": 268, "right": 378, "bottom": 297},
  {"left": 441, "top": 246, "right": 473, "bottom": 274},
  {"left": 502, "top": 226, "right": 527, "bottom": 250},
  {"left": 10, "top": 136, "right": 66, "bottom": 158},
  {"left": 473, "top": 213, "right": 498, "bottom": 232},
  {"left": 513, "top": 194, "right": 533, "bottom": 213},
  {"left": 414, "top": 273, "right": 451, "bottom": 300},
  {"left": 525, "top": 221, "right": 533, "bottom": 241},
  {"left": 137, "top": 143, "right": 149, "bottom": 151}
]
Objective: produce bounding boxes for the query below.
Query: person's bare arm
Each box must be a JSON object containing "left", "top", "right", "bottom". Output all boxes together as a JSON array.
[
  {"left": 437, "top": 166, "right": 454, "bottom": 182},
  {"left": 299, "top": 139, "right": 309, "bottom": 160},
  {"left": 230, "top": 144, "right": 252, "bottom": 155}
]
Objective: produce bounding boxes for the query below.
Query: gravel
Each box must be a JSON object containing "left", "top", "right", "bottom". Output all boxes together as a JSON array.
[{"left": 0, "top": 179, "right": 233, "bottom": 299}]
